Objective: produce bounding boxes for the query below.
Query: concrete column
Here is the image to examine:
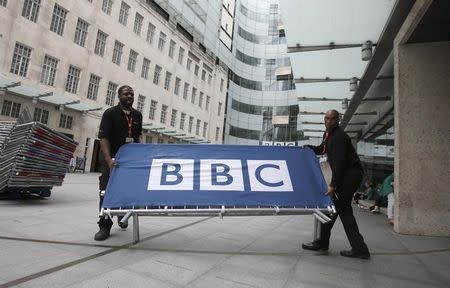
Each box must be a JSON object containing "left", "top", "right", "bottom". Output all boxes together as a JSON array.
[{"left": 394, "top": 41, "right": 450, "bottom": 236}]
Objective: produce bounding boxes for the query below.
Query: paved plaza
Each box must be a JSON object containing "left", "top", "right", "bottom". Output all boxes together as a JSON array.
[{"left": 0, "top": 173, "right": 449, "bottom": 288}]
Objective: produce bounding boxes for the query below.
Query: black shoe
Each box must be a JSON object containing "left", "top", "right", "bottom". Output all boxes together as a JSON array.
[
  {"left": 340, "top": 249, "right": 370, "bottom": 259},
  {"left": 94, "top": 218, "right": 113, "bottom": 241},
  {"left": 302, "top": 241, "right": 329, "bottom": 251}
]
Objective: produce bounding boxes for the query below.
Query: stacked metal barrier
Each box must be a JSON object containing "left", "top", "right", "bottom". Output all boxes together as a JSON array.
[{"left": 0, "top": 121, "right": 77, "bottom": 196}]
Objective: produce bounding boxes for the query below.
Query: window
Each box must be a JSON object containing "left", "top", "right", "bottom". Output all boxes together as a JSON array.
[
  {"left": 74, "top": 18, "right": 89, "bottom": 47},
  {"left": 158, "top": 32, "right": 166, "bottom": 51},
  {"left": 206, "top": 96, "right": 210, "bottom": 111},
  {"left": 188, "top": 116, "right": 194, "bottom": 133},
  {"left": 170, "top": 109, "right": 177, "bottom": 127},
  {"left": 1, "top": 100, "right": 21, "bottom": 118},
  {"left": 145, "top": 135, "right": 153, "bottom": 143},
  {"left": 164, "top": 72, "right": 171, "bottom": 90},
  {"left": 33, "top": 107, "right": 49, "bottom": 124},
  {"left": 10, "top": 43, "right": 32, "bottom": 78},
  {"left": 202, "top": 122, "right": 208, "bottom": 138},
  {"left": 106, "top": 81, "right": 117, "bottom": 106},
  {"left": 112, "top": 41, "right": 124, "bottom": 65},
  {"left": 59, "top": 114, "right": 73, "bottom": 129},
  {"left": 0, "top": 0, "right": 7, "bottom": 7},
  {"left": 87, "top": 74, "right": 101, "bottom": 100},
  {"left": 137, "top": 94, "right": 145, "bottom": 113},
  {"left": 183, "top": 83, "right": 189, "bottom": 100},
  {"left": 218, "top": 102, "right": 222, "bottom": 116},
  {"left": 180, "top": 112, "right": 186, "bottom": 130},
  {"left": 168, "top": 40, "right": 175, "bottom": 58},
  {"left": 22, "top": 0, "right": 41, "bottom": 23},
  {"left": 157, "top": 138, "right": 164, "bottom": 144},
  {"left": 201, "top": 70, "right": 206, "bottom": 81},
  {"left": 174, "top": 77, "right": 181, "bottom": 95},
  {"left": 186, "top": 58, "right": 192, "bottom": 70},
  {"left": 198, "top": 92, "right": 203, "bottom": 108},
  {"left": 94, "top": 30, "right": 108, "bottom": 56},
  {"left": 160, "top": 104, "right": 168, "bottom": 124},
  {"left": 215, "top": 127, "right": 220, "bottom": 141},
  {"left": 65, "top": 65, "right": 81, "bottom": 94},
  {"left": 50, "top": 4, "right": 67, "bottom": 36},
  {"left": 194, "top": 64, "right": 199, "bottom": 76},
  {"left": 101, "top": 0, "right": 113, "bottom": 14},
  {"left": 153, "top": 65, "right": 162, "bottom": 85},
  {"left": 220, "top": 78, "right": 224, "bottom": 92},
  {"left": 40, "top": 55, "right": 58, "bottom": 86},
  {"left": 127, "top": 49, "right": 138, "bottom": 72},
  {"left": 178, "top": 47, "right": 185, "bottom": 64},
  {"left": 118, "top": 2, "right": 130, "bottom": 25},
  {"left": 141, "top": 58, "right": 150, "bottom": 79},
  {"left": 191, "top": 87, "right": 197, "bottom": 104},
  {"left": 149, "top": 100, "right": 157, "bottom": 120},
  {"left": 195, "top": 119, "right": 201, "bottom": 135},
  {"left": 146, "top": 22, "right": 155, "bottom": 44},
  {"left": 208, "top": 74, "right": 212, "bottom": 85},
  {"left": 134, "top": 13, "right": 143, "bottom": 35}
]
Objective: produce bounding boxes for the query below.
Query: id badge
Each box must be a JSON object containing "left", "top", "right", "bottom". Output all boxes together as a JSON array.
[{"left": 125, "top": 137, "right": 134, "bottom": 143}]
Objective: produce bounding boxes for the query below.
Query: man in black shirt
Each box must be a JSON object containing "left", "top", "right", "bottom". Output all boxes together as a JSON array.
[
  {"left": 302, "top": 109, "right": 370, "bottom": 259},
  {"left": 94, "top": 85, "right": 143, "bottom": 241}
]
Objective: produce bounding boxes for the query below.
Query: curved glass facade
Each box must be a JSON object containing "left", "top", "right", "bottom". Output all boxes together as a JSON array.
[{"left": 224, "top": 0, "right": 300, "bottom": 144}]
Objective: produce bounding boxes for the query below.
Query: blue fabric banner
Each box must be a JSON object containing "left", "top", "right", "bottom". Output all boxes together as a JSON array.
[{"left": 102, "top": 144, "right": 331, "bottom": 208}]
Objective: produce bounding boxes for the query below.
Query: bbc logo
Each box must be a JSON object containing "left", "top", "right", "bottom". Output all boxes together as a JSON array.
[{"left": 147, "top": 159, "right": 294, "bottom": 192}]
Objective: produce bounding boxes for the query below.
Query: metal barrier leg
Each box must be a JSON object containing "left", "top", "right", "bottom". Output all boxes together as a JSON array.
[{"left": 133, "top": 213, "right": 140, "bottom": 244}]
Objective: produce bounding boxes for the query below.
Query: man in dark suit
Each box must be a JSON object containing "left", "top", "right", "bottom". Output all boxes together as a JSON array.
[{"left": 302, "top": 109, "right": 370, "bottom": 259}]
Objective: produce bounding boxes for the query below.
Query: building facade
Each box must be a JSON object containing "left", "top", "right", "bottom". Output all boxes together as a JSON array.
[{"left": 0, "top": 0, "right": 228, "bottom": 172}]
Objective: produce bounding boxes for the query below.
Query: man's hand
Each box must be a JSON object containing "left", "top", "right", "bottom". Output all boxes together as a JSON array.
[
  {"left": 106, "top": 158, "right": 117, "bottom": 171},
  {"left": 325, "top": 185, "right": 336, "bottom": 198}
]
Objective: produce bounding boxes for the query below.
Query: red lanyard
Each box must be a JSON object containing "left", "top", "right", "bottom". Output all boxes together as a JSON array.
[
  {"left": 322, "top": 131, "right": 329, "bottom": 154},
  {"left": 125, "top": 113, "right": 133, "bottom": 137}
]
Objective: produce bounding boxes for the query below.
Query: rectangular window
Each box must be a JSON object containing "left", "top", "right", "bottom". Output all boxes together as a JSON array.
[
  {"left": 87, "top": 74, "right": 101, "bottom": 100},
  {"left": 194, "top": 64, "right": 199, "bottom": 76},
  {"left": 188, "top": 116, "right": 194, "bottom": 133},
  {"left": 22, "top": 0, "right": 41, "bottom": 23},
  {"left": 94, "top": 30, "right": 108, "bottom": 56},
  {"left": 112, "top": 41, "right": 124, "bottom": 65},
  {"left": 195, "top": 119, "right": 201, "bottom": 135},
  {"left": 33, "top": 107, "right": 49, "bottom": 124},
  {"left": 183, "top": 82, "right": 189, "bottom": 100},
  {"left": 149, "top": 100, "right": 157, "bottom": 120},
  {"left": 160, "top": 104, "right": 168, "bottom": 124},
  {"left": 153, "top": 65, "right": 162, "bottom": 85},
  {"left": 186, "top": 58, "right": 192, "bottom": 70},
  {"left": 201, "top": 70, "right": 206, "bottom": 81},
  {"left": 59, "top": 114, "right": 73, "bottom": 129},
  {"left": 178, "top": 47, "right": 185, "bottom": 64},
  {"left": 168, "top": 40, "right": 175, "bottom": 58},
  {"left": 206, "top": 96, "right": 210, "bottom": 111},
  {"left": 0, "top": 0, "right": 7, "bottom": 7},
  {"left": 174, "top": 77, "right": 181, "bottom": 95},
  {"left": 202, "top": 122, "right": 208, "bottom": 138},
  {"left": 198, "top": 92, "right": 204, "bottom": 108},
  {"left": 191, "top": 87, "right": 197, "bottom": 104},
  {"left": 158, "top": 32, "right": 166, "bottom": 51},
  {"left": 65, "top": 65, "right": 81, "bottom": 94},
  {"left": 133, "top": 12, "right": 143, "bottom": 35},
  {"left": 218, "top": 102, "right": 222, "bottom": 116},
  {"left": 101, "top": 0, "right": 113, "bottom": 14},
  {"left": 164, "top": 72, "right": 172, "bottom": 90},
  {"left": 118, "top": 1, "right": 130, "bottom": 25},
  {"left": 50, "top": 4, "right": 67, "bottom": 36},
  {"left": 220, "top": 78, "right": 224, "bottom": 92},
  {"left": 10, "top": 42, "right": 32, "bottom": 77},
  {"left": 40, "top": 55, "right": 58, "bottom": 86},
  {"left": 208, "top": 74, "right": 212, "bottom": 85},
  {"left": 215, "top": 127, "right": 220, "bottom": 141},
  {"left": 145, "top": 135, "right": 153, "bottom": 143},
  {"left": 74, "top": 18, "right": 89, "bottom": 47},
  {"left": 170, "top": 109, "right": 177, "bottom": 127},
  {"left": 105, "top": 81, "right": 117, "bottom": 106},
  {"left": 127, "top": 49, "right": 138, "bottom": 72},
  {"left": 137, "top": 94, "right": 145, "bottom": 113},
  {"left": 146, "top": 22, "right": 155, "bottom": 44},
  {"left": 141, "top": 58, "right": 150, "bottom": 79},
  {"left": 1, "top": 100, "right": 21, "bottom": 118},
  {"left": 180, "top": 112, "right": 186, "bottom": 130}
]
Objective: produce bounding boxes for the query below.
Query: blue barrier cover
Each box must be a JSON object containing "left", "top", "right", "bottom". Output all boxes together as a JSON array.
[{"left": 102, "top": 144, "right": 331, "bottom": 208}]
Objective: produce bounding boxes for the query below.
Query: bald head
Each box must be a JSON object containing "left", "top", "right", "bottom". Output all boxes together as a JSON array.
[{"left": 324, "top": 109, "right": 340, "bottom": 130}]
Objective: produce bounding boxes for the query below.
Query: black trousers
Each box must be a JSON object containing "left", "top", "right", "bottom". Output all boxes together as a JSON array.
[
  {"left": 320, "top": 169, "right": 369, "bottom": 253},
  {"left": 97, "top": 157, "right": 115, "bottom": 228}
]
